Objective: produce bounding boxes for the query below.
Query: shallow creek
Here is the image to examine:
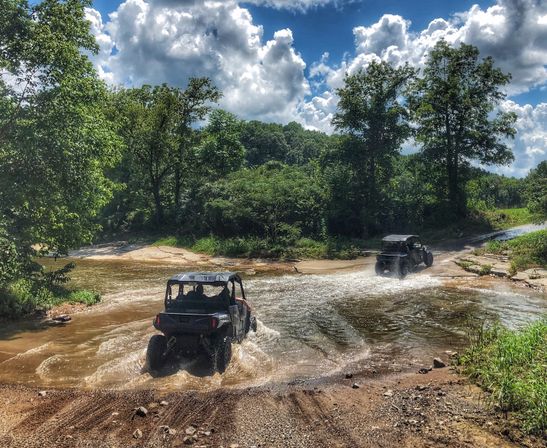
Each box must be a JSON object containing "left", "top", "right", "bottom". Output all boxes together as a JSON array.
[{"left": 0, "top": 258, "right": 544, "bottom": 391}]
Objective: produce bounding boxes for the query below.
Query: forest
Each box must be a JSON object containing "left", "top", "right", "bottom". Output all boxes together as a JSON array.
[{"left": 0, "top": 0, "right": 546, "bottom": 314}]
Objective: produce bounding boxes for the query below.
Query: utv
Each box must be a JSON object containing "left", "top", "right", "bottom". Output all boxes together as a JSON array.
[
  {"left": 147, "top": 272, "right": 257, "bottom": 373},
  {"left": 375, "top": 235, "right": 433, "bottom": 279}
]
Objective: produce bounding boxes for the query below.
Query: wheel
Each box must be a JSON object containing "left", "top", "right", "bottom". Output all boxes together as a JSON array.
[
  {"left": 425, "top": 251, "right": 434, "bottom": 267},
  {"left": 146, "top": 334, "right": 167, "bottom": 371},
  {"left": 212, "top": 336, "right": 232, "bottom": 373},
  {"left": 375, "top": 261, "right": 384, "bottom": 276},
  {"left": 397, "top": 262, "right": 409, "bottom": 279}
]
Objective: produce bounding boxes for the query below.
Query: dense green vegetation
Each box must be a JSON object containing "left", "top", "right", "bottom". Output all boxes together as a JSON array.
[
  {"left": 0, "top": 1, "right": 545, "bottom": 317},
  {"left": 479, "top": 230, "right": 547, "bottom": 274},
  {"left": 459, "top": 319, "right": 547, "bottom": 434}
]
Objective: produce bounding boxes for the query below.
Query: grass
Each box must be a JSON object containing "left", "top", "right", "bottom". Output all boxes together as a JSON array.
[
  {"left": 477, "top": 229, "right": 547, "bottom": 273},
  {"left": 458, "top": 318, "right": 547, "bottom": 435},
  {"left": 152, "top": 235, "right": 365, "bottom": 260},
  {"left": 0, "top": 279, "right": 100, "bottom": 319},
  {"left": 482, "top": 208, "right": 534, "bottom": 230}
]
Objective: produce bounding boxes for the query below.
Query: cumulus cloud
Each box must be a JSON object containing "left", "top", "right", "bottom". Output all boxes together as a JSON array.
[
  {"left": 301, "top": 0, "right": 547, "bottom": 175},
  {"left": 86, "top": 0, "right": 546, "bottom": 176},
  {"left": 86, "top": 0, "right": 309, "bottom": 122},
  {"left": 492, "top": 100, "right": 547, "bottom": 177}
]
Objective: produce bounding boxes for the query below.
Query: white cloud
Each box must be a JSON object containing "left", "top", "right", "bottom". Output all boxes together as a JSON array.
[
  {"left": 86, "top": 0, "right": 309, "bottom": 123},
  {"left": 85, "top": 0, "right": 546, "bottom": 176},
  {"left": 492, "top": 100, "right": 547, "bottom": 177},
  {"left": 243, "top": 0, "right": 350, "bottom": 12},
  {"left": 301, "top": 0, "right": 547, "bottom": 174}
]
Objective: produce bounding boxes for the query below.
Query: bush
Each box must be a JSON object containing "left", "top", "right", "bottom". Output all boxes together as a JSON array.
[
  {"left": 459, "top": 319, "right": 547, "bottom": 434},
  {"left": 0, "top": 278, "right": 100, "bottom": 319}
]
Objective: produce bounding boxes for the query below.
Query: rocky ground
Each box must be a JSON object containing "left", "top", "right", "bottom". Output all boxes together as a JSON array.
[
  {"left": 0, "top": 365, "right": 543, "bottom": 448},
  {"left": 454, "top": 253, "right": 547, "bottom": 290}
]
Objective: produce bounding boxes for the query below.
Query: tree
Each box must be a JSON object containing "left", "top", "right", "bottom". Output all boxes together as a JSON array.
[
  {"left": 331, "top": 60, "right": 415, "bottom": 235},
  {"left": 409, "top": 40, "right": 517, "bottom": 217},
  {"left": 110, "top": 80, "right": 220, "bottom": 227},
  {"left": 240, "top": 121, "right": 289, "bottom": 166},
  {"left": 0, "top": 0, "right": 120, "bottom": 287},
  {"left": 194, "top": 110, "right": 245, "bottom": 180},
  {"left": 524, "top": 161, "right": 547, "bottom": 221}
]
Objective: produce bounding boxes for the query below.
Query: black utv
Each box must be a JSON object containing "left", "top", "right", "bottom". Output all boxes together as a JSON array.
[
  {"left": 375, "top": 235, "right": 433, "bottom": 279},
  {"left": 147, "top": 272, "right": 257, "bottom": 373}
]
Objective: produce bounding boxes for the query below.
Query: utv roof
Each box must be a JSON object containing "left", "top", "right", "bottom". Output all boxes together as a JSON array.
[
  {"left": 382, "top": 234, "right": 419, "bottom": 242},
  {"left": 168, "top": 272, "right": 240, "bottom": 284}
]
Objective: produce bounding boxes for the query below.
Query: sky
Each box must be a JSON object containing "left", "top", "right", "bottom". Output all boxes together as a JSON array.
[{"left": 86, "top": 0, "right": 547, "bottom": 177}]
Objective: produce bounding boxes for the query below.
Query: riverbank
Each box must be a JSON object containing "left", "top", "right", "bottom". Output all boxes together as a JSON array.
[{"left": 0, "top": 365, "right": 541, "bottom": 448}]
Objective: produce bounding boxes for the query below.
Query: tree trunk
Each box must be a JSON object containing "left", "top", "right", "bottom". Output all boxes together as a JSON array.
[{"left": 152, "top": 182, "right": 164, "bottom": 227}]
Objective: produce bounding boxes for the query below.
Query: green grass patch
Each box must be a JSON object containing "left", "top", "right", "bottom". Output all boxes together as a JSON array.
[
  {"left": 458, "top": 318, "right": 547, "bottom": 434},
  {"left": 482, "top": 208, "right": 534, "bottom": 230},
  {"left": 0, "top": 279, "right": 100, "bottom": 319},
  {"left": 481, "top": 230, "right": 547, "bottom": 272}
]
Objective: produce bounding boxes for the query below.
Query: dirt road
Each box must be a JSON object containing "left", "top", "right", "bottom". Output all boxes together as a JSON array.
[{"left": 0, "top": 367, "right": 540, "bottom": 448}]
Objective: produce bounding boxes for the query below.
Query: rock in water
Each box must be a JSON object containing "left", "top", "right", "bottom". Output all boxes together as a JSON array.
[{"left": 433, "top": 357, "right": 446, "bottom": 368}]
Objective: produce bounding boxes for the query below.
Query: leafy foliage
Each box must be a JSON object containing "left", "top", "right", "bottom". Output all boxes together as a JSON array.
[
  {"left": 409, "top": 40, "right": 516, "bottom": 217},
  {"left": 459, "top": 319, "right": 547, "bottom": 434}
]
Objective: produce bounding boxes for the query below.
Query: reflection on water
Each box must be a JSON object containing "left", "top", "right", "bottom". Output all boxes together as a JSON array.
[{"left": 0, "top": 258, "right": 544, "bottom": 391}]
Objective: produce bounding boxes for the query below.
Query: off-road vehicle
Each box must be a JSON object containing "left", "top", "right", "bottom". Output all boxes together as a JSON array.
[
  {"left": 375, "top": 235, "right": 433, "bottom": 279},
  {"left": 147, "top": 272, "right": 257, "bottom": 373}
]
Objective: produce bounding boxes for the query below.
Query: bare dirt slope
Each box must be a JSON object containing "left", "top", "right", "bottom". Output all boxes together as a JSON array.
[{"left": 0, "top": 368, "right": 541, "bottom": 448}]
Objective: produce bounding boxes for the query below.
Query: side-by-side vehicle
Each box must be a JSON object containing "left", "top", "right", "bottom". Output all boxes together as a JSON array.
[{"left": 147, "top": 272, "right": 256, "bottom": 373}]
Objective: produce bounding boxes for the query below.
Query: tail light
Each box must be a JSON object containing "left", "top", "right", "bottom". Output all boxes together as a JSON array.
[
  {"left": 155, "top": 314, "right": 160, "bottom": 326},
  {"left": 210, "top": 317, "right": 218, "bottom": 329}
]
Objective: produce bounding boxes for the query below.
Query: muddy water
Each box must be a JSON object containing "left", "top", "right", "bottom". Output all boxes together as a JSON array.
[{"left": 0, "top": 259, "right": 545, "bottom": 391}]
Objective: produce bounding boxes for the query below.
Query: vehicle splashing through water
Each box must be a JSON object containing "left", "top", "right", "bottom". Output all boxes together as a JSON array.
[{"left": 0, "top": 259, "right": 544, "bottom": 391}]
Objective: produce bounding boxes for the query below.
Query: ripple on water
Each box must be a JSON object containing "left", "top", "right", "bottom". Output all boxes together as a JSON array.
[{"left": 0, "top": 262, "right": 544, "bottom": 390}]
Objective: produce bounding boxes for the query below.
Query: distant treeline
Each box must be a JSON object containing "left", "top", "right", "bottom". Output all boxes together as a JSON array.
[{"left": 0, "top": 1, "right": 545, "bottom": 313}]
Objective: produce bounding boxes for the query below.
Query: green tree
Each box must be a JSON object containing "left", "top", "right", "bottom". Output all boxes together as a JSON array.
[
  {"left": 331, "top": 60, "right": 415, "bottom": 235},
  {"left": 194, "top": 110, "right": 245, "bottom": 180},
  {"left": 524, "top": 161, "right": 547, "bottom": 221},
  {"left": 203, "top": 162, "right": 325, "bottom": 241},
  {"left": 240, "top": 121, "right": 289, "bottom": 166},
  {"left": 110, "top": 80, "right": 220, "bottom": 227},
  {"left": 0, "top": 0, "right": 120, "bottom": 288},
  {"left": 409, "top": 40, "right": 517, "bottom": 217}
]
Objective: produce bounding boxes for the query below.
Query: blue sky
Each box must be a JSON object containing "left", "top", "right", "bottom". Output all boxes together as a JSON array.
[{"left": 86, "top": 0, "right": 547, "bottom": 176}]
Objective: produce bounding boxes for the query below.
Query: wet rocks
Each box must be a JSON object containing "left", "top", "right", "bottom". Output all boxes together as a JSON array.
[
  {"left": 135, "top": 406, "right": 148, "bottom": 417},
  {"left": 133, "top": 429, "right": 143, "bottom": 439},
  {"left": 53, "top": 314, "right": 71, "bottom": 323},
  {"left": 433, "top": 358, "right": 446, "bottom": 368}
]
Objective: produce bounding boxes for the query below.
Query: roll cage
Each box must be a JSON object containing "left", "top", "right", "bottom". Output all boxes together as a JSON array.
[{"left": 164, "top": 272, "right": 246, "bottom": 309}]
